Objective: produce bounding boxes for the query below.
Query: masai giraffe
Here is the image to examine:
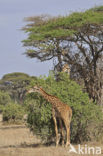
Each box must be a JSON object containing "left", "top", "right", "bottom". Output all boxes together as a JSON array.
[
  {"left": 28, "top": 86, "right": 72, "bottom": 147},
  {"left": 62, "top": 64, "right": 70, "bottom": 75}
]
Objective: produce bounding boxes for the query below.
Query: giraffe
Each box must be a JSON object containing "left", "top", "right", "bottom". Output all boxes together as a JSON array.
[
  {"left": 27, "top": 86, "right": 72, "bottom": 147},
  {"left": 62, "top": 64, "right": 70, "bottom": 75}
]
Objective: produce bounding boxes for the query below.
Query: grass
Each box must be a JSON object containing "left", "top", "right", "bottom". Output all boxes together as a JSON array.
[{"left": 0, "top": 122, "right": 103, "bottom": 156}]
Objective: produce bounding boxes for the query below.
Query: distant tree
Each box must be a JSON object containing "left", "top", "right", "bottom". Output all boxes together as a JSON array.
[
  {"left": 0, "top": 72, "right": 36, "bottom": 103},
  {"left": 3, "top": 102, "right": 25, "bottom": 122},
  {"left": 22, "top": 6, "right": 103, "bottom": 105},
  {"left": 0, "top": 91, "right": 11, "bottom": 112}
]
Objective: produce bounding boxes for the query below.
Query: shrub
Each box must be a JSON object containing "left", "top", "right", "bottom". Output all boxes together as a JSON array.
[
  {"left": 3, "top": 102, "right": 25, "bottom": 123},
  {"left": 0, "top": 91, "right": 11, "bottom": 112},
  {"left": 24, "top": 73, "right": 103, "bottom": 143}
]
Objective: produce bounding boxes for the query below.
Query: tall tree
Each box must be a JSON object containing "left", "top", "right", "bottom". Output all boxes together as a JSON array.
[{"left": 22, "top": 6, "right": 103, "bottom": 105}]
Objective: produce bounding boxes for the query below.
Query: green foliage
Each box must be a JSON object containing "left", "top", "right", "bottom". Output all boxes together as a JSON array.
[
  {"left": 22, "top": 6, "right": 103, "bottom": 43},
  {"left": 89, "top": 5, "right": 103, "bottom": 12},
  {"left": 0, "top": 72, "right": 36, "bottom": 103},
  {"left": 0, "top": 91, "right": 11, "bottom": 112},
  {"left": 0, "top": 86, "right": 26, "bottom": 123},
  {"left": 3, "top": 102, "right": 25, "bottom": 122},
  {"left": 24, "top": 73, "right": 103, "bottom": 143}
]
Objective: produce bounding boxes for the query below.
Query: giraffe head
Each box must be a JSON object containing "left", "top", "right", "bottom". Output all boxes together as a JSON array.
[
  {"left": 62, "top": 64, "right": 70, "bottom": 74},
  {"left": 27, "top": 86, "right": 41, "bottom": 94}
]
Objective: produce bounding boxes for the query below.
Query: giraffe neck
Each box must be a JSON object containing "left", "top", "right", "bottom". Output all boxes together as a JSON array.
[{"left": 39, "top": 88, "right": 56, "bottom": 106}]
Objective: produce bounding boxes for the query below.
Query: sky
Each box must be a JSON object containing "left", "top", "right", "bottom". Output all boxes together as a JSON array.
[{"left": 0, "top": 0, "right": 103, "bottom": 79}]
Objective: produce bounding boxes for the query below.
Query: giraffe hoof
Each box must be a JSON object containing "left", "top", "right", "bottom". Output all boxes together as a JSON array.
[
  {"left": 61, "top": 142, "right": 64, "bottom": 147},
  {"left": 65, "top": 143, "right": 70, "bottom": 148},
  {"left": 56, "top": 142, "right": 59, "bottom": 147}
]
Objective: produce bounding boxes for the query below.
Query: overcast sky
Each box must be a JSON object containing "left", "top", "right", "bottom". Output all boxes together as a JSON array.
[{"left": 0, "top": 0, "right": 103, "bottom": 78}]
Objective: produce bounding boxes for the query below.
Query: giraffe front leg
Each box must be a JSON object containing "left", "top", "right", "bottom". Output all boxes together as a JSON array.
[
  {"left": 52, "top": 112, "right": 59, "bottom": 147},
  {"left": 53, "top": 116, "right": 59, "bottom": 147}
]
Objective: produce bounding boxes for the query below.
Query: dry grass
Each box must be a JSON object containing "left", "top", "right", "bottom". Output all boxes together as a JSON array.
[
  {"left": 0, "top": 123, "right": 40, "bottom": 147},
  {"left": 0, "top": 122, "right": 103, "bottom": 156},
  {"left": 0, "top": 147, "right": 73, "bottom": 156}
]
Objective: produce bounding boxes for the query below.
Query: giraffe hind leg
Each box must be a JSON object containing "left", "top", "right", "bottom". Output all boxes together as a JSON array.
[
  {"left": 65, "top": 125, "right": 70, "bottom": 147},
  {"left": 63, "top": 120, "right": 70, "bottom": 147},
  {"left": 59, "top": 119, "right": 64, "bottom": 146}
]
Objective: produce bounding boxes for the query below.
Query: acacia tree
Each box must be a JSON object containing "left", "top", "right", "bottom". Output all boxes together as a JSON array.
[
  {"left": 22, "top": 6, "right": 103, "bottom": 105},
  {"left": 0, "top": 73, "right": 35, "bottom": 103}
]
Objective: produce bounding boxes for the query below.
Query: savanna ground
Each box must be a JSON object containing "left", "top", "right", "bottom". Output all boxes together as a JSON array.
[{"left": 0, "top": 118, "right": 103, "bottom": 156}]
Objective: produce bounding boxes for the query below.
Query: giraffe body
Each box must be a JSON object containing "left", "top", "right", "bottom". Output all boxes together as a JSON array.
[{"left": 28, "top": 86, "right": 72, "bottom": 147}]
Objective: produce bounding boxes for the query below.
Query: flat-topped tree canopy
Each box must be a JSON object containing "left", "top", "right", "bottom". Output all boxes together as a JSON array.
[
  {"left": 89, "top": 5, "right": 103, "bottom": 12},
  {"left": 22, "top": 6, "right": 103, "bottom": 41}
]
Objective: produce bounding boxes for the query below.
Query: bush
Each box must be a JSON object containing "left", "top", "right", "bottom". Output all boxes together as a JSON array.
[
  {"left": 0, "top": 91, "right": 11, "bottom": 112},
  {"left": 24, "top": 73, "right": 103, "bottom": 143},
  {"left": 3, "top": 102, "right": 25, "bottom": 123}
]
